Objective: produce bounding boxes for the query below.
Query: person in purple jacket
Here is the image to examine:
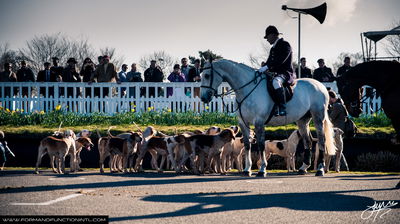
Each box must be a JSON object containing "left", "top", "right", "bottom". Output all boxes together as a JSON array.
[{"left": 167, "top": 64, "right": 185, "bottom": 97}]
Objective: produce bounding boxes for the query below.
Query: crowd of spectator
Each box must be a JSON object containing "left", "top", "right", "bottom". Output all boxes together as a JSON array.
[
  {"left": 0, "top": 55, "right": 353, "bottom": 98},
  {"left": 295, "top": 56, "right": 353, "bottom": 82},
  {"left": 0, "top": 56, "right": 202, "bottom": 98}
]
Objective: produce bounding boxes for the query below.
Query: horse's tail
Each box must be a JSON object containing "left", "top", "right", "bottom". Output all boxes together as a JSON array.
[{"left": 323, "top": 118, "right": 336, "bottom": 156}]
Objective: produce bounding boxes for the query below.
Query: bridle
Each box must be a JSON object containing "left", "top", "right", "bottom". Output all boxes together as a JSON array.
[
  {"left": 200, "top": 62, "right": 223, "bottom": 95},
  {"left": 200, "top": 61, "right": 266, "bottom": 128},
  {"left": 200, "top": 62, "right": 265, "bottom": 98},
  {"left": 340, "top": 82, "right": 362, "bottom": 110}
]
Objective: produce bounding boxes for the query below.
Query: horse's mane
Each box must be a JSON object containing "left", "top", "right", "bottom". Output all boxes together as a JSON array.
[{"left": 214, "top": 59, "right": 256, "bottom": 73}]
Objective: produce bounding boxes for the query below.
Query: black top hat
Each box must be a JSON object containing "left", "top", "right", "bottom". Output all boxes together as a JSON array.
[
  {"left": 264, "top": 25, "right": 280, "bottom": 38},
  {"left": 67, "top": 57, "right": 77, "bottom": 64},
  {"left": 52, "top": 57, "right": 59, "bottom": 61}
]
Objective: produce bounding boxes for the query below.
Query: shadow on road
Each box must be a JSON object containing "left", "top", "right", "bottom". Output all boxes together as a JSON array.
[
  {"left": 109, "top": 188, "right": 399, "bottom": 223},
  {"left": 0, "top": 170, "right": 309, "bottom": 195},
  {"left": 0, "top": 175, "right": 248, "bottom": 195}
]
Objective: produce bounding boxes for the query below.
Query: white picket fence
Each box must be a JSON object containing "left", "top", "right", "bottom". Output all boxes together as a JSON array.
[
  {"left": 0, "top": 82, "right": 235, "bottom": 114},
  {"left": 0, "top": 81, "right": 381, "bottom": 115}
]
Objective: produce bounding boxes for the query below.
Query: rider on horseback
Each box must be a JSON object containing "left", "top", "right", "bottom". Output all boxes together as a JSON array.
[{"left": 258, "top": 25, "right": 295, "bottom": 116}]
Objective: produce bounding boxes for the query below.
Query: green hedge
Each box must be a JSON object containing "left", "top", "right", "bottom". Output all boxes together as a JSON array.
[
  {"left": 0, "top": 109, "right": 237, "bottom": 127},
  {"left": 0, "top": 107, "right": 393, "bottom": 128}
]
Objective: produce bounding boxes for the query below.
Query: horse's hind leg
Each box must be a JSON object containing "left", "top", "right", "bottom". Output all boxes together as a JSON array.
[
  {"left": 297, "top": 115, "right": 313, "bottom": 175},
  {"left": 312, "top": 112, "right": 328, "bottom": 176}
]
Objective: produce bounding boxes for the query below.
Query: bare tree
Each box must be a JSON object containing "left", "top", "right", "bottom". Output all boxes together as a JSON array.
[
  {"left": 0, "top": 43, "right": 24, "bottom": 72},
  {"left": 139, "top": 50, "right": 178, "bottom": 76},
  {"left": 332, "top": 52, "right": 363, "bottom": 73},
  {"left": 248, "top": 41, "right": 270, "bottom": 68},
  {"left": 99, "top": 47, "right": 124, "bottom": 69},
  {"left": 385, "top": 20, "right": 400, "bottom": 58},
  {"left": 69, "top": 38, "right": 96, "bottom": 69},
  {"left": 19, "top": 33, "right": 72, "bottom": 73}
]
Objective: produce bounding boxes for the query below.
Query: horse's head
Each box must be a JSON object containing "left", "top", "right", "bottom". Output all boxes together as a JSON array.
[
  {"left": 336, "top": 76, "right": 362, "bottom": 117},
  {"left": 200, "top": 61, "right": 224, "bottom": 103}
]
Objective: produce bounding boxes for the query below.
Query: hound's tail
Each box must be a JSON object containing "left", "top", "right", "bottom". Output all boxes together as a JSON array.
[
  {"left": 107, "top": 126, "right": 116, "bottom": 137},
  {"left": 95, "top": 129, "right": 101, "bottom": 138},
  {"left": 323, "top": 118, "right": 336, "bottom": 156}
]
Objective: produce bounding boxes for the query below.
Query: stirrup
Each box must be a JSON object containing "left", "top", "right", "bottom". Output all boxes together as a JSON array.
[{"left": 278, "top": 104, "right": 286, "bottom": 116}]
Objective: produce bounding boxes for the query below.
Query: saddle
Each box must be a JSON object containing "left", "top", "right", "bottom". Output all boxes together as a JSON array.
[
  {"left": 264, "top": 73, "right": 295, "bottom": 124},
  {"left": 266, "top": 73, "right": 295, "bottom": 104}
]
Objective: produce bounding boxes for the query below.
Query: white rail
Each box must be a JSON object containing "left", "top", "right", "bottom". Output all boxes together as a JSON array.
[{"left": 0, "top": 82, "right": 381, "bottom": 115}]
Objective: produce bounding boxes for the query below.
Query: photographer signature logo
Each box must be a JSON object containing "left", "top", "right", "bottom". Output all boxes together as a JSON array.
[{"left": 361, "top": 201, "right": 398, "bottom": 221}]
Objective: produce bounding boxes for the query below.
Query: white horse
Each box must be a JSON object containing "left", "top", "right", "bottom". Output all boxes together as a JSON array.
[{"left": 200, "top": 59, "right": 336, "bottom": 176}]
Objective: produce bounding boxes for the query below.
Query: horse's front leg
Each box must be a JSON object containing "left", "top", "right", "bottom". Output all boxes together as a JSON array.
[
  {"left": 238, "top": 122, "right": 252, "bottom": 177},
  {"left": 255, "top": 123, "right": 267, "bottom": 177}
]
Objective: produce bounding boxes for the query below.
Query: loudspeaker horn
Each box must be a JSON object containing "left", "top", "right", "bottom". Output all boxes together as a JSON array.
[{"left": 282, "top": 2, "right": 327, "bottom": 24}]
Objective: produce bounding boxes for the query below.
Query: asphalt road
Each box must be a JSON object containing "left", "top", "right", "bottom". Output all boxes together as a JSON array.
[{"left": 0, "top": 170, "right": 399, "bottom": 224}]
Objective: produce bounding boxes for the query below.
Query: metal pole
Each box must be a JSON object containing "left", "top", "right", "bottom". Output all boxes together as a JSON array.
[
  {"left": 360, "top": 33, "right": 365, "bottom": 62},
  {"left": 298, "top": 13, "right": 301, "bottom": 78}
]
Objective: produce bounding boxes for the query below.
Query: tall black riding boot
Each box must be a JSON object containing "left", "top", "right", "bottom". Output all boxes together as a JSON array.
[{"left": 275, "top": 87, "right": 287, "bottom": 116}]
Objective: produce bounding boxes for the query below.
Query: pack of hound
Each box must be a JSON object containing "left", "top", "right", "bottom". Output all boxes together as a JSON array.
[{"left": 23, "top": 124, "right": 347, "bottom": 175}]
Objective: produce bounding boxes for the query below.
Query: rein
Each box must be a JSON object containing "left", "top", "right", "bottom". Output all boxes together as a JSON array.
[{"left": 201, "top": 62, "right": 266, "bottom": 128}]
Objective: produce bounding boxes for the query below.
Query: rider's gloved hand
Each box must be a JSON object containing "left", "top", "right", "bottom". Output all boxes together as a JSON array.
[{"left": 258, "top": 65, "right": 268, "bottom": 73}]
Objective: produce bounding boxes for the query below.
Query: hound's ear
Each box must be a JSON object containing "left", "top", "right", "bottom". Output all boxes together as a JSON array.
[
  {"left": 233, "top": 126, "right": 239, "bottom": 135},
  {"left": 77, "top": 137, "right": 84, "bottom": 144},
  {"left": 221, "top": 129, "right": 235, "bottom": 141}
]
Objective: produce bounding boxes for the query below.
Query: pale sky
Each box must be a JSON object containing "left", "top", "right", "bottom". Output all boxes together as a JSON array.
[{"left": 0, "top": 0, "right": 399, "bottom": 69}]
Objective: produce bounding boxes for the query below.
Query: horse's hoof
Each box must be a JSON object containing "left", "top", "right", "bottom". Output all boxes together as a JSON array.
[
  {"left": 298, "top": 169, "right": 307, "bottom": 175},
  {"left": 158, "top": 170, "right": 164, "bottom": 173},
  {"left": 220, "top": 173, "right": 227, "bottom": 176},
  {"left": 256, "top": 172, "right": 267, "bottom": 178},
  {"left": 243, "top": 171, "right": 252, "bottom": 177},
  {"left": 34, "top": 171, "right": 39, "bottom": 174},
  {"left": 78, "top": 168, "right": 84, "bottom": 172},
  {"left": 315, "top": 170, "right": 324, "bottom": 176}
]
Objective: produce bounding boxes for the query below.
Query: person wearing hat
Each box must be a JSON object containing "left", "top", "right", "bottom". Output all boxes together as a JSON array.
[
  {"left": 16, "top": 60, "right": 35, "bottom": 97},
  {"left": 0, "top": 63, "right": 17, "bottom": 98},
  {"left": 62, "top": 57, "right": 81, "bottom": 97},
  {"left": 37, "top": 62, "right": 59, "bottom": 97},
  {"left": 144, "top": 59, "right": 164, "bottom": 97},
  {"left": 89, "top": 55, "right": 120, "bottom": 98},
  {"left": 313, "top": 58, "right": 335, "bottom": 82},
  {"left": 258, "top": 25, "right": 295, "bottom": 116}
]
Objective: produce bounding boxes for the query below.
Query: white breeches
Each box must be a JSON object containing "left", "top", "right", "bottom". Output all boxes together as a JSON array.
[{"left": 272, "top": 76, "right": 284, "bottom": 89}]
